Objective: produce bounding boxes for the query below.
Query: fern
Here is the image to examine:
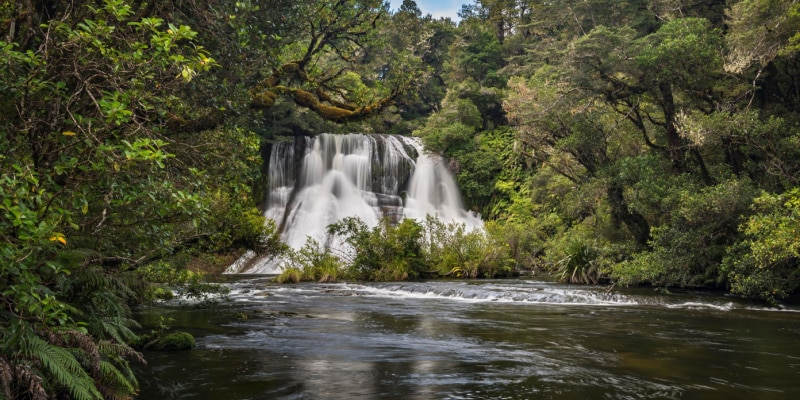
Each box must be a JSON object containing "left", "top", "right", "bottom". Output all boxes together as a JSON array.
[
  {"left": 99, "top": 320, "right": 137, "bottom": 345},
  {"left": 21, "top": 334, "right": 103, "bottom": 400},
  {"left": 11, "top": 362, "right": 48, "bottom": 400},
  {"left": 0, "top": 355, "right": 13, "bottom": 400},
  {"left": 97, "top": 340, "right": 142, "bottom": 398},
  {"left": 98, "top": 360, "right": 136, "bottom": 398}
]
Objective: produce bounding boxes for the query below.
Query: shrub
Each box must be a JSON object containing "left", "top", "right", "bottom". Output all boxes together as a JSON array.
[
  {"left": 421, "top": 216, "right": 514, "bottom": 278},
  {"left": 278, "top": 238, "right": 344, "bottom": 282},
  {"left": 611, "top": 178, "right": 758, "bottom": 289},
  {"left": 328, "top": 217, "right": 426, "bottom": 281},
  {"left": 546, "top": 224, "right": 613, "bottom": 284},
  {"left": 722, "top": 188, "right": 800, "bottom": 303}
]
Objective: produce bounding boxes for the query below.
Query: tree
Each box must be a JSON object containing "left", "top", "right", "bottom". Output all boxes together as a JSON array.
[
  {"left": 725, "top": 0, "right": 800, "bottom": 74},
  {"left": 248, "top": 0, "right": 418, "bottom": 123},
  {"left": 504, "top": 67, "right": 651, "bottom": 246},
  {"left": 365, "top": 0, "right": 458, "bottom": 135},
  {"left": 565, "top": 18, "right": 724, "bottom": 180},
  {"left": 0, "top": 1, "right": 270, "bottom": 398},
  {"left": 723, "top": 188, "right": 800, "bottom": 303}
]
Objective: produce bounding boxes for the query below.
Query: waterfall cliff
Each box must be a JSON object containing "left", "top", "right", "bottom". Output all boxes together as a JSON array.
[{"left": 231, "top": 133, "right": 481, "bottom": 273}]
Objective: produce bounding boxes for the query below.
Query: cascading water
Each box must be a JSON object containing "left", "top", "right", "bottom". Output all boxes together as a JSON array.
[{"left": 230, "top": 133, "right": 481, "bottom": 274}]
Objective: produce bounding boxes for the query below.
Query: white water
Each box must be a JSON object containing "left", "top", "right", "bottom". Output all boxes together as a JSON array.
[
  {"left": 403, "top": 140, "right": 483, "bottom": 228},
  {"left": 231, "top": 133, "right": 482, "bottom": 274}
]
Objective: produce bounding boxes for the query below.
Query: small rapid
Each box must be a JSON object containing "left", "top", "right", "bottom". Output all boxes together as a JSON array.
[{"left": 223, "top": 278, "right": 784, "bottom": 312}]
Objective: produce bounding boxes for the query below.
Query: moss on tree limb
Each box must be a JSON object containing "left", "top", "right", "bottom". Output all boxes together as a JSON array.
[{"left": 250, "top": 80, "right": 400, "bottom": 123}]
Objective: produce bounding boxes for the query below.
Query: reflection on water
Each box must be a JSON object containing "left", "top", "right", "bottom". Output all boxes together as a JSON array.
[{"left": 135, "top": 278, "right": 800, "bottom": 400}]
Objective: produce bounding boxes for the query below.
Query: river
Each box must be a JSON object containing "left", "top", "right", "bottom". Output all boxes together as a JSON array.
[{"left": 135, "top": 277, "right": 800, "bottom": 399}]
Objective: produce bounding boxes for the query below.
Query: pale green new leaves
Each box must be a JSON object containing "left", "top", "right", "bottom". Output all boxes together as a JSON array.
[{"left": 725, "top": 0, "right": 800, "bottom": 72}]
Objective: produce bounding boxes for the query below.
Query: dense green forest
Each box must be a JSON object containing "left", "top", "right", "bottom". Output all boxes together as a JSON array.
[{"left": 1, "top": 0, "right": 799, "bottom": 398}]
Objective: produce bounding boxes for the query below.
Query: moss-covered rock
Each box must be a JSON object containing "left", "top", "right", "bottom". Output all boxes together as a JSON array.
[{"left": 153, "top": 331, "right": 195, "bottom": 351}]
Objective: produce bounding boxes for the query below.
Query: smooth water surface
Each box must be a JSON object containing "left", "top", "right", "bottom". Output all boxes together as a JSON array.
[{"left": 136, "top": 278, "right": 800, "bottom": 399}]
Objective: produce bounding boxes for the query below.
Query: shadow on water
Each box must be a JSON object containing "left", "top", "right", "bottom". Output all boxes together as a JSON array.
[{"left": 134, "top": 277, "right": 800, "bottom": 400}]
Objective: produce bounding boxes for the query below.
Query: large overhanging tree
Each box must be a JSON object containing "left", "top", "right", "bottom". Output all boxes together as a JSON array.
[
  {"left": 249, "top": 0, "right": 418, "bottom": 122},
  {"left": 0, "top": 1, "right": 239, "bottom": 398}
]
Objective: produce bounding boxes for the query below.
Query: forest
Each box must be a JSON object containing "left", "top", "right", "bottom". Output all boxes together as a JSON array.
[{"left": 1, "top": 0, "right": 799, "bottom": 398}]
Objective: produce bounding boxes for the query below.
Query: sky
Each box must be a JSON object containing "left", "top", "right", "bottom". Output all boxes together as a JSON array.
[{"left": 388, "top": 0, "right": 468, "bottom": 21}]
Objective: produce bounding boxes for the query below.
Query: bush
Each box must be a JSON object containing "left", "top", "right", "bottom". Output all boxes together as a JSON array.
[
  {"left": 421, "top": 216, "right": 514, "bottom": 278},
  {"left": 275, "top": 267, "right": 304, "bottom": 283},
  {"left": 271, "top": 216, "right": 515, "bottom": 282},
  {"left": 278, "top": 238, "right": 343, "bottom": 282},
  {"left": 546, "top": 224, "right": 614, "bottom": 284},
  {"left": 611, "top": 178, "right": 758, "bottom": 289},
  {"left": 722, "top": 188, "right": 800, "bottom": 303},
  {"left": 328, "top": 217, "right": 426, "bottom": 280},
  {"left": 203, "top": 195, "right": 286, "bottom": 256}
]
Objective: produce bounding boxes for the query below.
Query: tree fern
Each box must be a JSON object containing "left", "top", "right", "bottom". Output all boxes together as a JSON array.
[
  {"left": 1, "top": 355, "right": 14, "bottom": 400},
  {"left": 21, "top": 334, "right": 103, "bottom": 400},
  {"left": 98, "top": 360, "right": 137, "bottom": 399},
  {"left": 9, "top": 361, "right": 48, "bottom": 400}
]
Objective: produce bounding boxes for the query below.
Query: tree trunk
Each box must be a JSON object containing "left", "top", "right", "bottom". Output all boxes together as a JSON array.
[
  {"left": 659, "top": 81, "right": 685, "bottom": 170},
  {"left": 607, "top": 183, "right": 650, "bottom": 247}
]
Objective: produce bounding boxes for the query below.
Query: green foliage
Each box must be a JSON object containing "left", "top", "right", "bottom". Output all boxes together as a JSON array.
[
  {"left": 1, "top": 271, "right": 145, "bottom": 400},
  {"left": 722, "top": 188, "right": 800, "bottom": 303},
  {"left": 278, "top": 238, "right": 344, "bottom": 283},
  {"left": 482, "top": 220, "right": 539, "bottom": 270},
  {"left": 3, "top": 5, "right": 800, "bottom": 400},
  {"left": 481, "top": 1, "right": 800, "bottom": 302},
  {"left": 448, "top": 20, "right": 505, "bottom": 87},
  {"left": 416, "top": 122, "right": 477, "bottom": 155},
  {"left": 553, "top": 240, "right": 604, "bottom": 285},
  {"left": 1, "top": 1, "right": 260, "bottom": 398},
  {"left": 615, "top": 155, "right": 697, "bottom": 223},
  {"left": 612, "top": 179, "right": 758, "bottom": 288},
  {"left": 421, "top": 216, "right": 514, "bottom": 278},
  {"left": 725, "top": 0, "right": 800, "bottom": 73},
  {"left": 328, "top": 217, "right": 427, "bottom": 281},
  {"left": 274, "top": 267, "right": 305, "bottom": 284},
  {"left": 635, "top": 18, "right": 723, "bottom": 86},
  {"left": 272, "top": 216, "right": 514, "bottom": 283},
  {"left": 546, "top": 221, "right": 627, "bottom": 285},
  {"left": 202, "top": 196, "right": 286, "bottom": 256}
]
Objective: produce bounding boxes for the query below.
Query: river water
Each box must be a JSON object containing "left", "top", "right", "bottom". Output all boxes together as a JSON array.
[{"left": 136, "top": 277, "right": 800, "bottom": 399}]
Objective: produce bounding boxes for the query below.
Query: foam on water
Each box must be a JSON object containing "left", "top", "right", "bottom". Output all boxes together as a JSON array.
[{"left": 216, "top": 278, "right": 797, "bottom": 312}]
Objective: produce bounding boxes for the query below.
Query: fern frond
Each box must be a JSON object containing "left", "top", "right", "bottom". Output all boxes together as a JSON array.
[
  {"left": 22, "top": 335, "right": 103, "bottom": 400},
  {"left": 98, "top": 360, "right": 137, "bottom": 395},
  {"left": 60, "top": 330, "right": 102, "bottom": 376},
  {"left": 96, "top": 340, "right": 142, "bottom": 400},
  {"left": 98, "top": 340, "right": 145, "bottom": 365},
  {"left": 12, "top": 363, "right": 48, "bottom": 400},
  {"left": 100, "top": 321, "right": 135, "bottom": 345}
]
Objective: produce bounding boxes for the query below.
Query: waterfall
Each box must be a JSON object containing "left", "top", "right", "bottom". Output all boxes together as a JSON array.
[
  {"left": 403, "top": 140, "right": 483, "bottom": 228},
  {"left": 230, "top": 133, "right": 481, "bottom": 274}
]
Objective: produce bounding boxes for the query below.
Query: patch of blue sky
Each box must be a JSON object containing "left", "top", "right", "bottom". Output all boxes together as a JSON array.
[{"left": 388, "top": 0, "right": 468, "bottom": 21}]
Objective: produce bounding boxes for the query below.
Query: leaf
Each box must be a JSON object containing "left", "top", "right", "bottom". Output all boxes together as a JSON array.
[
  {"left": 62, "top": 131, "right": 77, "bottom": 136},
  {"left": 49, "top": 233, "right": 67, "bottom": 245}
]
